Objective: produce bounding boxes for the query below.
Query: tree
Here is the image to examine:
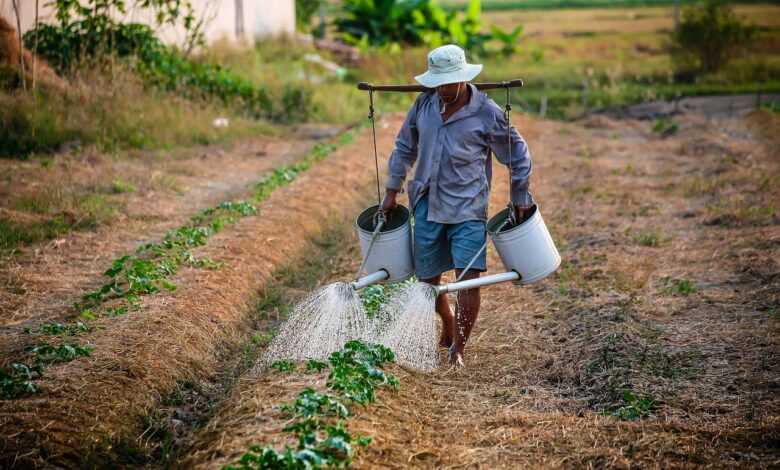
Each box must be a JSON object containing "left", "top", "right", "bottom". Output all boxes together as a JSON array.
[{"left": 671, "top": 0, "right": 756, "bottom": 74}]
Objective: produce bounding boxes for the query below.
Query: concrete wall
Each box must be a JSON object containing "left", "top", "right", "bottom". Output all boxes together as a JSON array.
[{"left": 0, "top": 0, "right": 295, "bottom": 46}]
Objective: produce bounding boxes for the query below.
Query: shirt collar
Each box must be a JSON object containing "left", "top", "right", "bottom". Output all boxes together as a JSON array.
[{"left": 436, "top": 83, "right": 484, "bottom": 125}]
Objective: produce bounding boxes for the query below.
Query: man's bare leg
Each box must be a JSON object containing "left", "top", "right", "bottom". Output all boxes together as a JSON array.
[
  {"left": 421, "top": 274, "right": 455, "bottom": 348},
  {"left": 450, "top": 268, "right": 481, "bottom": 365}
]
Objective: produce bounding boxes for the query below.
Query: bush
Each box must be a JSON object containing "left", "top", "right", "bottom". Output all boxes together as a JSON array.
[
  {"left": 336, "top": 0, "right": 488, "bottom": 53},
  {"left": 296, "top": 0, "right": 321, "bottom": 33},
  {"left": 671, "top": 0, "right": 756, "bottom": 75}
]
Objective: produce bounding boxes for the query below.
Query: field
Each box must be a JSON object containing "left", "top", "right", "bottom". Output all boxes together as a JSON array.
[{"left": 1, "top": 1, "right": 779, "bottom": 468}]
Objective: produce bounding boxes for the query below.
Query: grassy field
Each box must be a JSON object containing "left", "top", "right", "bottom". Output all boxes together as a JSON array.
[{"left": 442, "top": 0, "right": 775, "bottom": 10}]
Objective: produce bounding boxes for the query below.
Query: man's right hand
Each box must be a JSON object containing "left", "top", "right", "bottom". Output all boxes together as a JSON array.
[{"left": 381, "top": 190, "right": 398, "bottom": 213}]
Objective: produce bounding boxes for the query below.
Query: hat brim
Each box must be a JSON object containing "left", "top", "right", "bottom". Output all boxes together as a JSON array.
[{"left": 414, "top": 63, "right": 483, "bottom": 88}]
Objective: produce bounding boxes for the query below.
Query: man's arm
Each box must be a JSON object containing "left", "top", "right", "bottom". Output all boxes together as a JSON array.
[
  {"left": 383, "top": 97, "right": 421, "bottom": 212},
  {"left": 488, "top": 107, "right": 533, "bottom": 221}
]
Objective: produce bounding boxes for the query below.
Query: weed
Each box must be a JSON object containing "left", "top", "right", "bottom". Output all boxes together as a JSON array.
[
  {"left": 111, "top": 178, "right": 137, "bottom": 194},
  {"left": 633, "top": 229, "right": 663, "bottom": 247},
  {"left": 611, "top": 390, "right": 655, "bottom": 420},
  {"left": 662, "top": 277, "right": 698, "bottom": 296},
  {"left": 652, "top": 117, "right": 679, "bottom": 137}
]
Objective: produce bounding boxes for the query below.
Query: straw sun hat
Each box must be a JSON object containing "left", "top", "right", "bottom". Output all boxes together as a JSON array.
[{"left": 414, "top": 44, "right": 483, "bottom": 88}]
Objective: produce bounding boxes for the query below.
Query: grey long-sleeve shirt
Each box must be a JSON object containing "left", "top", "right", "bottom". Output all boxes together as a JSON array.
[{"left": 386, "top": 83, "right": 533, "bottom": 224}]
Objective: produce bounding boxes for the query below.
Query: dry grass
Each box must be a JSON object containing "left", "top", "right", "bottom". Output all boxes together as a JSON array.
[
  {"left": 168, "top": 112, "right": 778, "bottom": 469},
  {"left": 0, "top": 116, "right": 404, "bottom": 468}
]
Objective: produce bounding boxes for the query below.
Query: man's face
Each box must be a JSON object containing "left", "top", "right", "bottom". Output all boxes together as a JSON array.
[{"left": 436, "top": 82, "right": 464, "bottom": 102}]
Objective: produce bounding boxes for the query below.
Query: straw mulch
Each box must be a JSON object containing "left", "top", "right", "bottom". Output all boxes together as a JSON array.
[
  {"left": 0, "top": 117, "right": 404, "bottom": 467},
  {"left": 178, "top": 113, "right": 778, "bottom": 468}
]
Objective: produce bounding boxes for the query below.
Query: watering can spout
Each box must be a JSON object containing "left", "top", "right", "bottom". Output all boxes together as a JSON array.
[
  {"left": 350, "top": 269, "right": 390, "bottom": 291},
  {"left": 434, "top": 271, "right": 521, "bottom": 296}
]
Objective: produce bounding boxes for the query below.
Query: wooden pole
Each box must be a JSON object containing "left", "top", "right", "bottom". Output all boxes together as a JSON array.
[
  {"left": 11, "top": 0, "right": 26, "bottom": 91},
  {"left": 357, "top": 79, "right": 524, "bottom": 93},
  {"left": 32, "top": 0, "right": 39, "bottom": 92}
]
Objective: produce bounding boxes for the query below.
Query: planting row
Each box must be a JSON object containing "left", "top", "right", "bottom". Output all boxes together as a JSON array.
[
  {"left": 227, "top": 341, "right": 398, "bottom": 469},
  {"left": 1, "top": 136, "right": 354, "bottom": 401}
]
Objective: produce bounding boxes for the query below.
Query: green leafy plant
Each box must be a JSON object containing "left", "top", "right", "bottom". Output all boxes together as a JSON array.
[
  {"left": 270, "top": 360, "right": 297, "bottom": 373},
  {"left": 651, "top": 117, "right": 679, "bottom": 137},
  {"left": 27, "top": 342, "right": 94, "bottom": 364},
  {"left": 671, "top": 0, "right": 757, "bottom": 75},
  {"left": 305, "top": 360, "right": 329, "bottom": 373},
  {"left": 611, "top": 390, "right": 655, "bottom": 420},
  {"left": 336, "top": 0, "right": 488, "bottom": 53},
  {"left": 229, "top": 341, "right": 396, "bottom": 469},
  {"left": 24, "top": 321, "right": 93, "bottom": 336},
  {"left": 1, "top": 363, "right": 42, "bottom": 399},
  {"left": 490, "top": 24, "right": 523, "bottom": 56}
]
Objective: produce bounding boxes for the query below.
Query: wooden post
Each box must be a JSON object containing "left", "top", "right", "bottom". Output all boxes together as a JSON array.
[
  {"left": 235, "top": 0, "right": 245, "bottom": 38},
  {"left": 540, "top": 96, "right": 548, "bottom": 118}
]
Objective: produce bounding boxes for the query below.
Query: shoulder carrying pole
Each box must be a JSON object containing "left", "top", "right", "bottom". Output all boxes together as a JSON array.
[{"left": 357, "top": 80, "right": 523, "bottom": 93}]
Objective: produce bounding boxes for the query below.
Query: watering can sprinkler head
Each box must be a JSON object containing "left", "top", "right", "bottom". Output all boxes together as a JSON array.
[
  {"left": 434, "top": 271, "right": 521, "bottom": 296},
  {"left": 350, "top": 269, "right": 390, "bottom": 291}
]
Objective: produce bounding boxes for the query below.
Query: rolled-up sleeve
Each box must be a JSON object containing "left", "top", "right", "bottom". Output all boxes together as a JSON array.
[
  {"left": 386, "top": 97, "right": 421, "bottom": 192},
  {"left": 488, "top": 109, "right": 533, "bottom": 207}
]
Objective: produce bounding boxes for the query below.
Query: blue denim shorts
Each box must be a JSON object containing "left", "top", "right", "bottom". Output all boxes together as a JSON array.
[{"left": 413, "top": 195, "right": 487, "bottom": 280}]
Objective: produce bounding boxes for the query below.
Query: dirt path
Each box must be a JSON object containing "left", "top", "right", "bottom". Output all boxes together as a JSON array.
[{"left": 178, "top": 111, "right": 779, "bottom": 468}]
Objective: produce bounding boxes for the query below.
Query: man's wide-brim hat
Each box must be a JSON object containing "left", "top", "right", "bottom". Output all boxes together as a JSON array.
[{"left": 415, "top": 44, "right": 483, "bottom": 88}]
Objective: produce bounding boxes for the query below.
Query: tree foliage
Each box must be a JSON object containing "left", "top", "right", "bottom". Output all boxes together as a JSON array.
[
  {"left": 336, "top": 0, "right": 489, "bottom": 53},
  {"left": 671, "top": 0, "right": 756, "bottom": 74}
]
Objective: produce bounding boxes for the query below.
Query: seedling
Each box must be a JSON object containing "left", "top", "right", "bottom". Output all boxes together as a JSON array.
[
  {"left": 1, "top": 362, "right": 42, "bottom": 399},
  {"left": 230, "top": 341, "right": 396, "bottom": 469},
  {"left": 24, "top": 321, "right": 92, "bottom": 336},
  {"left": 611, "top": 390, "right": 655, "bottom": 420},
  {"left": 270, "top": 360, "right": 296, "bottom": 373},
  {"left": 28, "top": 342, "right": 94, "bottom": 364}
]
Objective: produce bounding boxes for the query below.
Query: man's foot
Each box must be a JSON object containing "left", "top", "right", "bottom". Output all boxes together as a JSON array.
[
  {"left": 439, "top": 336, "right": 453, "bottom": 349},
  {"left": 448, "top": 346, "right": 465, "bottom": 368}
]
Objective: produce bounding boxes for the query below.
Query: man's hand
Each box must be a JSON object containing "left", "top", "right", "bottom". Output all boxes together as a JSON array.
[
  {"left": 513, "top": 204, "right": 533, "bottom": 224},
  {"left": 382, "top": 190, "right": 398, "bottom": 214}
]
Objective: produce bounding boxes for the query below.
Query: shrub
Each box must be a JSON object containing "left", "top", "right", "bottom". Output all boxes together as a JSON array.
[
  {"left": 296, "top": 0, "right": 321, "bottom": 32},
  {"left": 336, "top": 0, "right": 488, "bottom": 53},
  {"left": 671, "top": 0, "right": 756, "bottom": 75}
]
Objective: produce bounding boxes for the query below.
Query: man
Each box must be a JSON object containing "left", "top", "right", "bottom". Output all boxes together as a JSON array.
[{"left": 381, "top": 44, "right": 533, "bottom": 367}]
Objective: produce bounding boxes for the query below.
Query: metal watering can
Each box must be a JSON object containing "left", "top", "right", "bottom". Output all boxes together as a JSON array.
[
  {"left": 433, "top": 204, "right": 561, "bottom": 295},
  {"left": 351, "top": 205, "right": 414, "bottom": 290}
]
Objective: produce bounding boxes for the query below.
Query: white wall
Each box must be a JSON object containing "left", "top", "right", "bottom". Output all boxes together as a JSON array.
[{"left": 0, "top": 0, "right": 295, "bottom": 46}]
